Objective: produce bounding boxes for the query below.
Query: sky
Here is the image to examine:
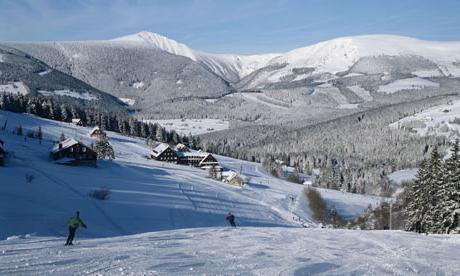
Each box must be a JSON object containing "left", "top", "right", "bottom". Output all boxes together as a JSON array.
[{"left": 0, "top": 0, "right": 459, "bottom": 54}]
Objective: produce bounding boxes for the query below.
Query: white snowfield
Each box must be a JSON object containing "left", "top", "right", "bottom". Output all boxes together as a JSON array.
[
  {"left": 390, "top": 99, "right": 460, "bottom": 137},
  {"left": 145, "top": 118, "right": 229, "bottom": 135},
  {"left": 113, "top": 32, "right": 460, "bottom": 81},
  {"left": 1, "top": 228, "right": 459, "bottom": 275},
  {"left": 38, "top": 89, "right": 97, "bottom": 101},
  {"left": 0, "top": 81, "right": 29, "bottom": 95},
  {"left": 377, "top": 77, "right": 439, "bottom": 94}
]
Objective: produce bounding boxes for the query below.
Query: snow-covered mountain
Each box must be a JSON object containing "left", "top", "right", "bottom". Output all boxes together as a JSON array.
[
  {"left": 4, "top": 32, "right": 460, "bottom": 123},
  {"left": 113, "top": 31, "right": 280, "bottom": 82},
  {"left": 113, "top": 32, "right": 460, "bottom": 84}
]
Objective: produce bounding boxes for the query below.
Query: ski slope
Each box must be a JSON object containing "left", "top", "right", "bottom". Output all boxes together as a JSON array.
[
  {"left": 1, "top": 227, "right": 459, "bottom": 275},
  {"left": 0, "top": 110, "right": 313, "bottom": 240}
]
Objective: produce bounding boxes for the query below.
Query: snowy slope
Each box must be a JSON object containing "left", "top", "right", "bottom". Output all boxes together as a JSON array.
[
  {"left": 390, "top": 99, "right": 460, "bottom": 138},
  {"left": 114, "top": 32, "right": 460, "bottom": 84},
  {"left": 0, "top": 110, "right": 316, "bottom": 240},
  {"left": 269, "top": 35, "right": 460, "bottom": 76},
  {"left": 113, "top": 31, "right": 280, "bottom": 82},
  {"left": 1, "top": 227, "right": 459, "bottom": 275}
]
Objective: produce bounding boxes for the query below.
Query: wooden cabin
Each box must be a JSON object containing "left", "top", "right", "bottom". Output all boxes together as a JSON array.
[
  {"left": 71, "top": 118, "right": 85, "bottom": 126},
  {"left": 51, "top": 138, "right": 97, "bottom": 166},
  {"left": 89, "top": 126, "right": 106, "bottom": 139},
  {"left": 0, "top": 139, "right": 5, "bottom": 167},
  {"left": 151, "top": 143, "right": 178, "bottom": 162},
  {"left": 177, "top": 151, "right": 221, "bottom": 170}
]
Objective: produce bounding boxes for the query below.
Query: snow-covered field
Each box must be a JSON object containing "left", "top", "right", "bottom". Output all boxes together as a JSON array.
[
  {"left": 0, "top": 81, "right": 29, "bottom": 95},
  {"left": 38, "top": 90, "right": 97, "bottom": 101},
  {"left": 145, "top": 118, "right": 229, "bottom": 135},
  {"left": 388, "top": 169, "right": 417, "bottom": 185},
  {"left": 1, "top": 227, "right": 459, "bottom": 275},
  {"left": 313, "top": 188, "right": 383, "bottom": 219},
  {"left": 377, "top": 77, "right": 439, "bottom": 94},
  {"left": 390, "top": 99, "right": 460, "bottom": 137}
]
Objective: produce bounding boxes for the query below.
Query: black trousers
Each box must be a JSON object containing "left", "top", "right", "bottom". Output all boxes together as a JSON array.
[{"left": 65, "top": 227, "right": 77, "bottom": 245}]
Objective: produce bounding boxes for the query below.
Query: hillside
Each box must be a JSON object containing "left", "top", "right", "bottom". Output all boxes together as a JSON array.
[
  {"left": 0, "top": 109, "right": 317, "bottom": 240},
  {"left": 0, "top": 45, "right": 124, "bottom": 113}
]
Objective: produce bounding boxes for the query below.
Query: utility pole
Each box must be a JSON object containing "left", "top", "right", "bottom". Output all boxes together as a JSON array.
[{"left": 389, "top": 201, "right": 393, "bottom": 230}]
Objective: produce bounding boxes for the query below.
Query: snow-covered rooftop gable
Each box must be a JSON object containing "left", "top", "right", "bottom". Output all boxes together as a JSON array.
[
  {"left": 151, "top": 143, "right": 171, "bottom": 157},
  {"left": 89, "top": 126, "right": 103, "bottom": 135},
  {"left": 176, "top": 151, "right": 208, "bottom": 158},
  {"left": 51, "top": 138, "right": 80, "bottom": 153},
  {"left": 174, "top": 143, "right": 190, "bottom": 152}
]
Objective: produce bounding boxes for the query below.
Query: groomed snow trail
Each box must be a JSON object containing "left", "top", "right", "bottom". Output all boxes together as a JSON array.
[{"left": 1, "top": 227, "right": 459, "bottom": 275}]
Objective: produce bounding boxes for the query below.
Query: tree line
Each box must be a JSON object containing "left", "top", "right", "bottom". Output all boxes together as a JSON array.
[{"left": 0, "top": 93, "right": 199, "bottom": 147}]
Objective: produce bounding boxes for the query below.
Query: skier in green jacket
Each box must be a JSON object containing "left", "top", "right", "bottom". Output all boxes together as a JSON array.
[{"left": 65, "top": 211, "right": 87, "bottom": 246}]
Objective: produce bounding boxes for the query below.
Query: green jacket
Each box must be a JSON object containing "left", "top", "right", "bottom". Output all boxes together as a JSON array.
[{"left": 68, "top": 216, "right": 87, "bottom": 229}]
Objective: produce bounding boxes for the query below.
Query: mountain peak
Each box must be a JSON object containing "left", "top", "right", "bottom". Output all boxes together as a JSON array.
[{"left": 113, "top": 31, "right": 197, "bottom": 61}]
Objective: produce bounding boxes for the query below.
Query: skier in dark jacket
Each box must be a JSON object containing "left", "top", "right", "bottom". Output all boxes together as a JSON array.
[
  {"left": 226, "top": 212, "right": 236, "bottom": 227},
  {"left": 65, "top": 211, "right": 87, "bottom": 246}
]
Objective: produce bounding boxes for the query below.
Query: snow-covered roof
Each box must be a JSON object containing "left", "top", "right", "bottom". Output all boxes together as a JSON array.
[
  {"left": 176, "top": 151, "right": 208, "bottom": 158},
  {"left": 174, "top": 143, "right": 190, "bottom": 152},
  {"left": 72, "top": 119, "right": 82, "bottom": 123},
  {"left": 223, "top": 171, "right": 239, "bottom": 182},
  {"left": 52, "top": 138, "right": 80, "bottom": 153},
  {"left": 151, "top": 143, "right": 171, "bottom": 157},
  {"left": 198, "top": 154, "right": 219, "bottom": 166},
  {"left": 89, "top": 126, "right": 104, "bottom": 135}
]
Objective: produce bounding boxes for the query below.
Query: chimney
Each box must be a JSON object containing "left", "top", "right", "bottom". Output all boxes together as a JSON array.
[{"left": 59, "top": 143, "right": 62, "bottom": 150}]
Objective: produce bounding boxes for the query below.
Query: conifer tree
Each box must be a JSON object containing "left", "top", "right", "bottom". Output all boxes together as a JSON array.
[
  {"left": 424, "top": 147, "right": 444, "bottom": 232},
  {"left": 437, "top": 139, "right": 460, "bottom": 233},
  {"left": 405, "top": 160, "right": 428, "bottom": 233},
  {"left": 59, "top": 132, "right": 66, "bottom": 142},
  {"left": 95, "top": 135, "right": 115, "bottom": 160}
]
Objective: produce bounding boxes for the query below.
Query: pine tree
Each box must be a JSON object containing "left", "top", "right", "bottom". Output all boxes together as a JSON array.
[
  {"left": 424, "top": 147, "right": 444, "bottom": 232},
  {"left": 95, "top": 136, "right": 115, "bottom": 160},
  {"left": 155, "top": 126, "right": 164, "bottom": 142},
  {"left": 405, "top": 159, "right": 428, "bottom": 233},
  {"left": 59, "top": 132, "right": 66, "bottom": 142},
  {"left": 437, "top": 139, "right": 460, "bottom": 233}
]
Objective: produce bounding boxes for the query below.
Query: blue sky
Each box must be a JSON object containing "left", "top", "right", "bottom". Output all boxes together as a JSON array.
[{"left": 0, "top": 0, "right": 459, "bottom": 54}]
